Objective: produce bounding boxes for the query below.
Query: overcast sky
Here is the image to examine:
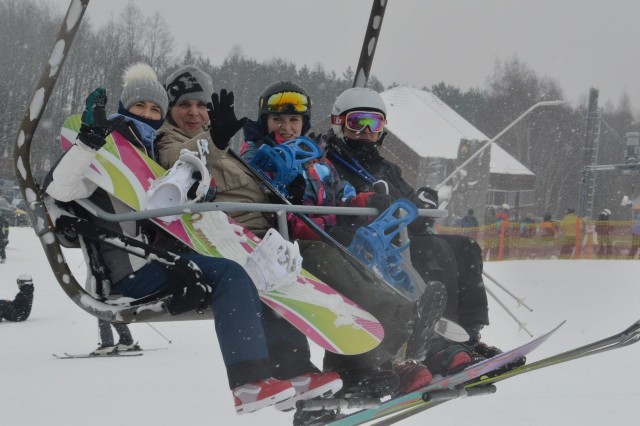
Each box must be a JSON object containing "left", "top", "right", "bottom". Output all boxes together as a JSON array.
[{"left": 47, "top": 0, "right": 640, "bottom": 111}]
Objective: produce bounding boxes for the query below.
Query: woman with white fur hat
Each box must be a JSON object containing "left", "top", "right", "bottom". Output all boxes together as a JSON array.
[{"left": 75, "top": 63, "right": 170, "bottom": 355}]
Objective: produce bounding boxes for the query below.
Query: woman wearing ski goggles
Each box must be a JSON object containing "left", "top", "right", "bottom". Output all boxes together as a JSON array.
[{"left": 332, "top": 111, "right": 387, "bottom": 134}]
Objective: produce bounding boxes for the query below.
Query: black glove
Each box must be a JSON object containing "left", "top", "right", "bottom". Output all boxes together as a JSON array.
[
  {"left": 414, "top": 187, "right": 438, "bottom": 209},
  {"left": 208, "top": 89, "right": 248, "bottom": 150},
  {"left": 77, "top": 87, "right": 123, "bottom": 150},
  {"left": 286, "top": 174, "right": 306, "bottom": 205},
  {"left": 306, "top": 132, "right": 323, "bottom": 144},
  {"left": 367, "top": 193, "right": 394, "bottom": 214}
]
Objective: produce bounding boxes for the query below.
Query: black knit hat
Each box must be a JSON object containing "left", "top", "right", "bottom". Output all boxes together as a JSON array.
[{"left": 165, "top": 65, "right": 213, "bottom": 109}]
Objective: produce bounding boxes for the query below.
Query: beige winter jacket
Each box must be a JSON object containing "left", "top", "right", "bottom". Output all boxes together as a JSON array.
[{"left": 156, "top": 123, "right": 273, "bottom": 236}]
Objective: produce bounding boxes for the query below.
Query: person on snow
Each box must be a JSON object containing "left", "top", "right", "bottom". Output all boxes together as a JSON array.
[
  {"left": 0, "top": 213, "right": 9, "bottom": 263},
  {"left": 595, "top": 208, "right": 613, "bottom": 258},
  {"left": 460, "top": 208, "right": 479, "bottom": 228},
  {"left": 540, "top": 213, "right": 557, "bottom": 238},
  {"left": 154, "top": 67, "right": 341, "bottom": 411},
  {"left": 240, "top": 81, "right": 456, "bottom": 397},
  {"left": 495, "top": 204, "right": 511, "bottom": 259},
  {"left": 629, "top": 214, "right": 640, "bottom": 259},
  {"left": 45, "top": 65, "right": 299, "bottom": 415},
  {"left": 320, "top": 87, "right": 510, "bottom": 367},
  {"left": 559, "top": 208, "right": 581, "bottom": 259},
  {"left": 0, "top": 274, "right": 34, "bottom": 322}
]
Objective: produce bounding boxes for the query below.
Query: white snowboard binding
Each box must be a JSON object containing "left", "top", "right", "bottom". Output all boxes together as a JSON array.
[
  {"left": 146, "top": 149, "right": 214, "bottom": 222},
  {"left": 245, "top": 229, "right": 303, "bottom": 292}
]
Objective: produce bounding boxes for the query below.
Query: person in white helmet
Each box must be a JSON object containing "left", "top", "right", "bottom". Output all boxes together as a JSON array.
[
  {"left": 321, "top": 87, "right": 515, "bottom": 369},
  {"left": 0, "top": 275, "right": 34, "bottom": 322}
]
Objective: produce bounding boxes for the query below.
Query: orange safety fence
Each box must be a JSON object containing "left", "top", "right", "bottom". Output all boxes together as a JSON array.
[{"left": 437, "top": 220, "right": 640, "bottom": 261}]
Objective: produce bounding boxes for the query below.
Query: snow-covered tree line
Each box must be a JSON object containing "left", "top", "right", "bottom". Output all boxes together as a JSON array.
[{"left": 430, "top": 57, "right": 638, "bottom": 219}]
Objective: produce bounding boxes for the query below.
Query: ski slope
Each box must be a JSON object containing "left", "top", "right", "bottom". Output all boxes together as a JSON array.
[{"left": 1, "top": 226, "right": 639, "bottom": 425}]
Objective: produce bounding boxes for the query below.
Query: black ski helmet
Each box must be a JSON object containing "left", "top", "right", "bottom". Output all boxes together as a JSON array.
[{"left": 258, "top": 81, "right": 312, "bottom": 135}]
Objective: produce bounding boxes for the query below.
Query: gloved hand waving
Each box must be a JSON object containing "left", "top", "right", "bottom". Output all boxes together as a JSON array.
[
  {"left": 77, "top": 87, "right": 123, "bottom": 151},
  {"left": 409, "top": 186, "right": 439, "bottom": 235},
  {"left": 208, "top": 89, "right": 248, "bottom": 150}
]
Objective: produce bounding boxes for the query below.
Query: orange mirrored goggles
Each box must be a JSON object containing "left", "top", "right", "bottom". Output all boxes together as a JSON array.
[{"left": 263, "top": 91, "right": 310, "bottom": 113}]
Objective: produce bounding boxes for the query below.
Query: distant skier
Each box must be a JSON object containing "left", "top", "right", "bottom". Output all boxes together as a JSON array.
[
  {"left": 0, "top": 214, "right": 9, "bottom": 263},
  {"left": 460, "top": 208, "right": 479, "bottom": 228},
  {"left": 0, "top": 274, "right": 34, "bottom": 322},
  {"left": 559, "top": 208, "right": 581, "bottom": 259},
  {"left": 595, "top": 209, "right": 612, "bottom": 258},
  {"left": 629, "top": 214, "right": 640, "bottom": 259}
]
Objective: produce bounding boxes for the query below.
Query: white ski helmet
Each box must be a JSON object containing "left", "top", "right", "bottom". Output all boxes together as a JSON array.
[
  {"left": 17, "top": 274, "right": 33, "bottom": 288},
  {"left": 331, "top": 87, "right": 387, "bottom": 138}
]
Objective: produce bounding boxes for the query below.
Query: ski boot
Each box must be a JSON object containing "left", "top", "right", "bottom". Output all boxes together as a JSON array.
[
  {"left": 274, "top": 372, "right": 343, "bottom": 411},
  {"left": 394, "top": 360, "right": 433, "bottom": 394},
  {"left": 465, "top": 324, "right": 526, "bottom": 375},
  {"left": 424, "top": 339, "right": 475, "bottom": 376},
  {"left": 116, "top": 341, "right": 141, "bottom": 352},
  {"left": 90, "top": 344, "right": 118, "bottom": 356},
  {"left": 233, "top": 377, "right": 295, "bottom": 415},
  {"left": 336, "top": 367, "right": 399, "bottom": 399}
]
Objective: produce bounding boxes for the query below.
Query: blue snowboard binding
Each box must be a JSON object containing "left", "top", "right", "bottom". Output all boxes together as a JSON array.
[
  {"left": 249, "top": 136, "right": 323, "bottom": 197},
  {"left": 348, "top": 199, "right": 425, "bottom": 300}
]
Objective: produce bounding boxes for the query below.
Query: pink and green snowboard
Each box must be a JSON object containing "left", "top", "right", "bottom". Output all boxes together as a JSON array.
[{"left": 61, "top": 115, "right": 383, "bottom": 356}]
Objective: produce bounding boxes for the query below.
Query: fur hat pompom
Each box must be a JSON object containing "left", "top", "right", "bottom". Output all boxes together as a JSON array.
[{"left": 121, "top": 63, "right": 169, "bottom": 117}]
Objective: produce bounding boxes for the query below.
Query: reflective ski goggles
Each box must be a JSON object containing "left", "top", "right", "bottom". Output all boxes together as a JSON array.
[
  {"left": 262, "top": 91, "right": 310, "bottom": 113},
  {"left": 333, "top": 111, "right": 386, "bottom": 133}
]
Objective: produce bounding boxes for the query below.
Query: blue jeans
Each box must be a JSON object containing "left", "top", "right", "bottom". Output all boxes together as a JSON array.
[{"left": 114, "top": 253, "right": 268, "bottom": 368}]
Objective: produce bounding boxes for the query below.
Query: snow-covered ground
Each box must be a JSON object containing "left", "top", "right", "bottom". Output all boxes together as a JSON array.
[{"left": 1, "top": 226, "right": 639, "bottom": 425}]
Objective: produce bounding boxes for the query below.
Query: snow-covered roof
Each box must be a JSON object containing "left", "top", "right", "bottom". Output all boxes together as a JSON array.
[{"left": 381, "top": 86, "right": 534, "bottom": 176}]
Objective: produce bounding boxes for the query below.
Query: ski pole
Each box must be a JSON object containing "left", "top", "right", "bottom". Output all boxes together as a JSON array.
[
  {"left": 145, "top": 323, "right": 172, "bottom": 344},
  {"left": 436, "top": 100, "right": 569, "bottom": 190},
  {"left": 485, "top": 286, "right": 533, "bottom": 337},
  {"left": 483, "top": 271, "right": 534, "bottom": 312}
]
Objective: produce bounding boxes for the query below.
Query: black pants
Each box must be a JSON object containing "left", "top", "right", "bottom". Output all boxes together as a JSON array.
[
  {"left": 409, "top": 234, "right": 489, "bottom": 332},
  {"left": 261, "top": 307, "right": 319, "bottom": 379},
  {"left": 297, "top": 240, "right": 416, "bottom": 372},
  {"left": 98, "top": 320, "right": 134, "bottom": 346}
]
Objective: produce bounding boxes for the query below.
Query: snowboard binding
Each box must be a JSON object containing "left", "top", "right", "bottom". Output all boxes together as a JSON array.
[
  {"left": 348, "top": 199, "right": 421, "bottom": 296},
  {"left": 249, "top": 136, "right": 323, "bottom": 196},
  {"left": 146, "top": 149, "right": 216, "bottom": 222}
]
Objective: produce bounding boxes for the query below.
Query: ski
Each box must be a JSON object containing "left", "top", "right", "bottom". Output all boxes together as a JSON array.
[
  {"left": 368, "top": 319, "right": 640, "bottom": 425},
  {"left": 53, "top": 352, "right": 143, "bottom": 359},
  {"left": 294, "top": 322, "right": 563, "bottom": 426}
]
